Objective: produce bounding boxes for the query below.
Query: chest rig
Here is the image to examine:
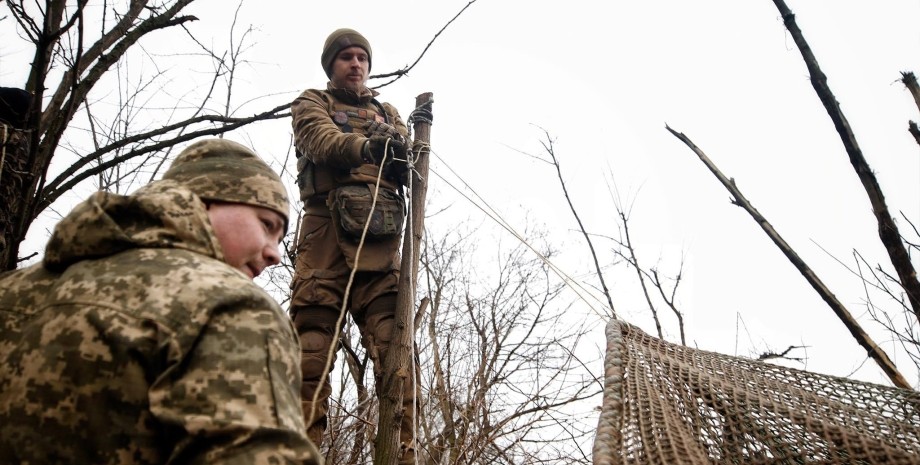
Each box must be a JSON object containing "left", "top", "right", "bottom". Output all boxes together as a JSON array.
[
  {"left": 297, "top": 97, "right": 396, "bottom": 200},
  {"left": 330, "top": 99, "right": 387, "bottom": 136}
]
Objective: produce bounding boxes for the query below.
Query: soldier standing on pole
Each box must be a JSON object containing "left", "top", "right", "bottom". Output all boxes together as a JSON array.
[{"left": 289, "top": 28, "right": 418, "bottom": 463}]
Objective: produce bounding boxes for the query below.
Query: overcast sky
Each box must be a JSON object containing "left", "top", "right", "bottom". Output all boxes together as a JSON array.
[{"left": 3, "top": 0, "right": 919, "bottom": 386}]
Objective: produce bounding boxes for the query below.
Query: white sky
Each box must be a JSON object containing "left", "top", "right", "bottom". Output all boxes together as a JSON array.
[{"left": 3, "top": 0, "right": 920, "bottom": 386}]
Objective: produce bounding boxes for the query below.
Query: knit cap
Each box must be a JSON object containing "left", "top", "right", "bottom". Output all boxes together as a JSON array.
[
  {"left": 163, "top": 138, "right": 290, "bottom": 229},
  {"left": 321, "top": 28, "right": 372, "bottom": 78}
]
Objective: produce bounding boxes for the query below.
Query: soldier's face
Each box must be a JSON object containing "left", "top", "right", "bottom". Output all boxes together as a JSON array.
[
  {"left": 206, "top": 202, "right": 285, "bottom": 280},
  {"left": 330, "top": 46, "right": 369, "bottom": 92}
]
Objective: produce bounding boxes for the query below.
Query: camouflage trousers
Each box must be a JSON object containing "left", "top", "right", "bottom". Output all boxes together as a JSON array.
[{"left": 290, "top": 212, "right": 418, "bottom": 463}]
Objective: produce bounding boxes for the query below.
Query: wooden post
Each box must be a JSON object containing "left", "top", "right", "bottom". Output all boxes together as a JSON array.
[{"left": 375, "top": 92, "right": 433, "bottom": 464}]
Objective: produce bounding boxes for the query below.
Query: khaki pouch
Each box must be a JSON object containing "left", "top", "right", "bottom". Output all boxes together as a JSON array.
[{"left": 331, "top": 185, "right": 405, "bottom": 241}]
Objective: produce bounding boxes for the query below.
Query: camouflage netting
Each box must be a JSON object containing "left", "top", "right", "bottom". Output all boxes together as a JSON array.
[{"left": 593, "top": 319, "right": 920, "bottom": 464}]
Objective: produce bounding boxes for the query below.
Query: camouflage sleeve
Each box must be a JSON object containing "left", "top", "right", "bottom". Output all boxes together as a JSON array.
[
  {"left": 149, "top": 300, "right": 320, "bottom": 465},
  {"left": 291, "top": 89, "right": 365, "bottom": 170}
]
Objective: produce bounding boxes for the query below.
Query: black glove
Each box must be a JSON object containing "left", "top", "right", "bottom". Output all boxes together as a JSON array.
[
  {"left": 364, "top": 134, "right": 408, "bottom": 166},
  {"left": 385, "top": 156, "right": 411, "bottom": 186},
  {"left": 363, "top": 120, "right": 403, "bottom": 141}
]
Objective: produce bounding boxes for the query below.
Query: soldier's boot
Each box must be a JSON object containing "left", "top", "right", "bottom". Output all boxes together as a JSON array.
[
  {"left": 291, "top": 305, "right": 340, "bottom": 450},
  {"left": 362, "top": 294, "right": 420, "bottom": 465}
]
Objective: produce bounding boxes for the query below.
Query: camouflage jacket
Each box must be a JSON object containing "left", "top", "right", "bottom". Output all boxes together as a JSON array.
[
  {"left": 291, "top": 83, "right": 408, "bottom": 196},
  {"left": 0, "top": 180, "right": 320, "bottom": 465}
]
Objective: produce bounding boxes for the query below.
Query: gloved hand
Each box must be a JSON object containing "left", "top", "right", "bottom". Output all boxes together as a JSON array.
[
  {"left": 363, "top": 120, "right": 403, "bottom": 141},
  {"left": 364, "top": 134, "right": 408, "bottom": 166},
  {"left": 385, "top": 155, "right": 411, "bottom": 186}
]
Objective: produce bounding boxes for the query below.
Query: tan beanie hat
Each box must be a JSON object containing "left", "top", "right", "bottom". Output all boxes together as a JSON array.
[
  {"left": 163, "top": 138, "right": 290, "bottom": 229},
  {"left": 321, "top": 28, "right": 372, "bottom": 78}
]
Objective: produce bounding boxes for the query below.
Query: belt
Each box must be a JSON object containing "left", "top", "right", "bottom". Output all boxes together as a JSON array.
[{"left": 303, "top": 206, "right": 331, "bottom": 217}]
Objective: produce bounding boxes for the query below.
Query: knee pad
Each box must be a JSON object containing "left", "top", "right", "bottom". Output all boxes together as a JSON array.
[
  {"left": 300, "top": 329, "right": 335, "bottom": 380},
  {"left": 363, "top": 314, "right": 396, "bottom": 378},
  {"left": 366, "top": 313, "right": 395, "bottom": 345}
]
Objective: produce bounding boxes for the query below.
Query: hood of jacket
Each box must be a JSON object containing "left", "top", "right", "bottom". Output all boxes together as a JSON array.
[{"left": 43, "top": 179, "right": 224, "bottom": 272}]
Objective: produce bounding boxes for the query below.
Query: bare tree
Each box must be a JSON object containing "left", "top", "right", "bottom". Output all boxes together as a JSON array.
[
  {"left": 601, "top": 178, "right": 688, "bottom": 346},
  {"left": 1, "top": 0, "right": 290, "bottom": 270},
  {"left": 292, "top": 221, "right": 602, "bottom": 464},
  {"left": 417, "top": 225, "right": 602, "bottom": 464},
  {"left": 507, "top": 130, "right": 688, "bottom": 345}
]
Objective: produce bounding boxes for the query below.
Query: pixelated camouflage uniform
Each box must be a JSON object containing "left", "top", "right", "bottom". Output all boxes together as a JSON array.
[
  {"left": 290, "top": 82, "right": 419, "bottom": 459},
  {"left": 0, "top": 179, "right": 320, "bottom": 465}
]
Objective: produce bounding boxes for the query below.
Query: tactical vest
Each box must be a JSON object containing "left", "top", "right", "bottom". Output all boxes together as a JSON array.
[{"left": 297, "top": 97, "right": 398, "bottom": 200}]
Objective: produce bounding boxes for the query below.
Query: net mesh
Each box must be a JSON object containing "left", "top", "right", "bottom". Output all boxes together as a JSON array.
[{"left": 593, "top": 319, "right": 920, "bottom": 464}]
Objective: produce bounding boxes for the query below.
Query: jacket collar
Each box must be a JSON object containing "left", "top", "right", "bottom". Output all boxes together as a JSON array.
[{"left": 326, "top": 82, "right": 379, "bottom": 105}]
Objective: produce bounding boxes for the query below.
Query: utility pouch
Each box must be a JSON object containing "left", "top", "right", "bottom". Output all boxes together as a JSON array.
[
  {"left": 296, "top": 155, "right": 315, "bottom": 200},
  {"left": 331, "top": 185, "right": 405, "bottom": 241}
]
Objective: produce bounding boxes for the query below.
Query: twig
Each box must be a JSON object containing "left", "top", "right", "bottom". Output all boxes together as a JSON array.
[
  {"left": 540, "top": 129, "right": 617, "bottom": 318},
  {"left": 757, "top": 345, "right": 807, "bottom": 362},
  {"left": 371, "top": 0, "right": 479, "bottom": 89}
]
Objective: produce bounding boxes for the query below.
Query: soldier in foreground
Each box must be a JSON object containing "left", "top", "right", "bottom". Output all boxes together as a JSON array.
[
  {"left": 289, "top": 28, "right": 417, "bottom": 462},
  {"left": 0, "top": 138, "right": 321, "bottom": 465}
]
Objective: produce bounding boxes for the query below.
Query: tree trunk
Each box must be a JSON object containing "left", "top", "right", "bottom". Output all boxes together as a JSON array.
[{"left": 0, "top": 124, "right": 31, "bottom": 268}]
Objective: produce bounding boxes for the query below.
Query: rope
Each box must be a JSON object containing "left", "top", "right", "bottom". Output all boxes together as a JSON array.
[
  {"left": 305, "top": 139, "right": 391, "bottom": 431},
  {"left": 407, "top": 100, "right": 434, "bottom": 127},
  {"left": 427, "top": 148, "right": 609, "bottom": 320}
]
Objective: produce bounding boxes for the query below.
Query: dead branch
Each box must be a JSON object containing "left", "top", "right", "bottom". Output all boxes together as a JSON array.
[
  {"left": 909, "top": 122, "right": 920, "bottom": 147},
  {"left": 772, "top": 0, "right": 920, "bottom": 324},
  {"left": 902, "top": 72, "right": 920, "bottom": 113},
  {"left": 757, "top": 345, "right": 807, "bottom": 362},
  {"left": 666, "top": 124, "right": 910, "bottom": 389}
]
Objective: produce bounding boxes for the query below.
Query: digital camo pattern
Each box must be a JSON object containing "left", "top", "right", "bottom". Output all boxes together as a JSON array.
[
  {"left": 0, "top": 181, "right": 319, "bottom": 465},
  {"left": 163, "top": 138, "right": 291, "bottom": 229}
]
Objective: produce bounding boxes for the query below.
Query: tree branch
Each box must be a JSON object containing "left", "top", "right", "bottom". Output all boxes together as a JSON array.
[
  {"left": 371, "top": 0, "right": 479, "bottom": 89},
  {"left": 37, "top": 103, "right": 289, "bottom": 214},
  {"left": 667, "top": 124, "right": 910, "bottom": 389},
  {"left": 540, "top": 128, "right": 617, "bottom": 318},
  {"left": 772, "top": 0, "right": 920, "bottom": 324}
]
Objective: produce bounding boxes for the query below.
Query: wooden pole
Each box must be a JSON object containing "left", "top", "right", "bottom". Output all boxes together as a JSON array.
[{"left": 375, "top": 92, "right": 433, "bottom": 464}]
